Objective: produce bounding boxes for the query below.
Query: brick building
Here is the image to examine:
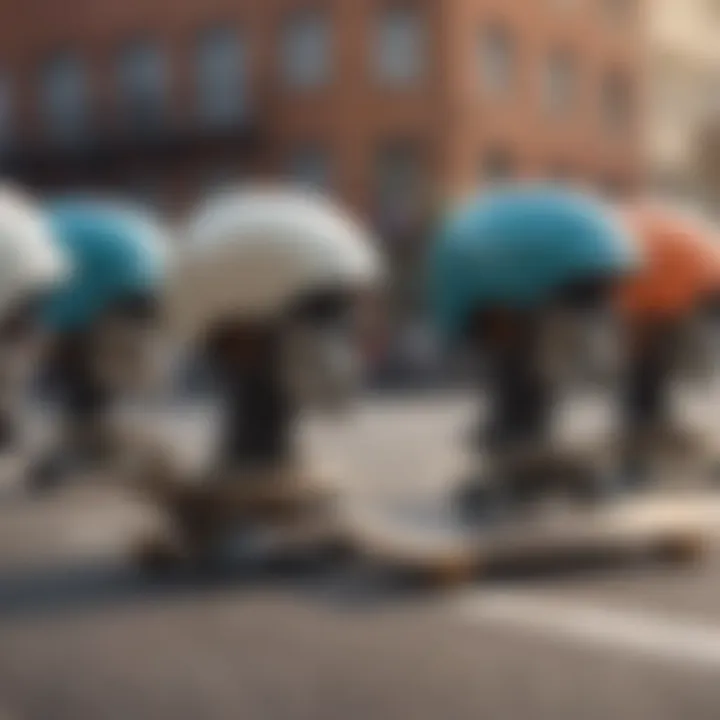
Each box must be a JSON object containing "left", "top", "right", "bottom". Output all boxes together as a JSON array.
[{"left": 0, "top": 0, "right": 645, "bottom": 238}]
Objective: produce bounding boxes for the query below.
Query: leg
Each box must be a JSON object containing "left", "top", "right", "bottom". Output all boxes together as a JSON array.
[
  {"left": 620, "top": 328, "right": 674, "bottom": 488},
  {"left": 26, "top": 373, "right": 115, "bottom": 492},
  {"left": 458, "top": 321, "right": 554, "bottom": 520},
  {"left": 0, "top": 405, "right": 17, "bottom": 454}
]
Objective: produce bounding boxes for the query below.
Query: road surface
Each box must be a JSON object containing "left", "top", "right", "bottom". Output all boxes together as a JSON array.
[{"left": 1, "top": 394, "right": 720, "bottom": 720}]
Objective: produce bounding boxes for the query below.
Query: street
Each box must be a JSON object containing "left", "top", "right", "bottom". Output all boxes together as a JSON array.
[{"left": 1, "top": 394, "right": 720, "bottom": 720}]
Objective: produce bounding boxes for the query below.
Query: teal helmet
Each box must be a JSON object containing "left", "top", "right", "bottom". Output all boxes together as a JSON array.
[
  {"left": 43, "top": 198, "right": 169, "bottom": 332},
  {"left": 430, "top": 185, "right": 639, "bottom": 339}
]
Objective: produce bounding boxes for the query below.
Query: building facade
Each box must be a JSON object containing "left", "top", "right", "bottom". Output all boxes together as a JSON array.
[
  {"left": 0, "top": 0, "right": 644, "bottom": 228},
  {"left": 647, "top": 0, "right": 720, "bottom": 208}
]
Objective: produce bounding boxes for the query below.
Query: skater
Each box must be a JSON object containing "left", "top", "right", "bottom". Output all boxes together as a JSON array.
[
  {"left": 135, "top": 186, "right": 383, "bottom": 570},
  {"left": 331, "top": 188, "right": 706, "bottom": 583},
  {"left": 618, "top": 202, "right": 720, "bottom": 484},
  {"left": 431, "top": 185, "right": 639, "bottom": 520},
  {"left": 0, "top": 185, "right": 68, "bottom": 460},
  {"left": 27, "top": 197, "right": 171, "bottom": 492}
]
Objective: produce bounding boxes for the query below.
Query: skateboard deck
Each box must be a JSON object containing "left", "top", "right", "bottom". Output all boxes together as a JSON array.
[
  {"left": 132, "top": 447, "right": 720, "bottom": 582},
  {"left": 340, "top": 489, "right": 720, "bottom": 585},
  {"left": 135, "top": 510, "right": 351, "bottom": 574},
  {"left": 133, "top": 463, "right": 352, "bottom": 574}
]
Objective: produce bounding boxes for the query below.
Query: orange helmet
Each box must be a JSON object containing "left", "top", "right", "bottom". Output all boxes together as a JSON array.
[{"left": 619, "top": 203, "right": 720, "bottom": 323}]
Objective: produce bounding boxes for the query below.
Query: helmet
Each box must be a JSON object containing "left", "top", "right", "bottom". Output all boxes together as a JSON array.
[
  {"left": 430, "top": 185, "right": 639, "bottom": 338},
  {"left": 169, "top": 186, "right": 383, "bottom": 341},
  {"left": 43, "top": 198, "right": 170, "bottom": 331},
  {"left": 0, "top": 185, "right": 68, "bottom": 319},
  {"left": 619, "top": 202, "right": 720, "bottom": 322}
]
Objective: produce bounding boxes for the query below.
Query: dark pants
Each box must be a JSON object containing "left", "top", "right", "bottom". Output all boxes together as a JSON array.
[
  {"left": 63, "top": 376, "right": 111, "bottom": 422},
  {"left": 482, "top": 321, "right": 552, "bottom": 454},
  {"left": 0, "top": 408, "right": 15, "bottom": 452},
  {"left": 622, "top": 337, "right": 673, "bottom": 433},
  {"left": 621, "top": 326, "right": 676, "bottom": 481},
  {"left": 221, "top": 368, "right": 295, "bottom": 467},
  {"left": 211, "top": 327, "right": 297, "bottom": 469}
]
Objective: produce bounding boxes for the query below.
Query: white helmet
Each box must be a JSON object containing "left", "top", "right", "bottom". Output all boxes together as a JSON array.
[
  {"left": 0, "top": 185, "right": 68, "bottom": 319},
  {"left": 168, "top": 186, "right": 383, "bottom": 340}
]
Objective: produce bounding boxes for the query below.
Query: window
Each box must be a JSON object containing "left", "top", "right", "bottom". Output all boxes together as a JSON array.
[
  {"left": 602, "top": 70, "right": 633, "bottom": 135},
  {"left": 0, "top": 74, "right": 11, "bottom": 147},
  {"left": 197, "top": 26, "right": 247, "bottom": 126},
  {"left": 282, "top": 10, "right": 330, "bottom": 89},
  {"left": 479, "top": 25, "right": 515, "bottom": 96},
  {"left": 544, "top": 49, "right": 577, "bottom": 116},
  {"left": 482, "top": 147, "right": 515, "bottom": 184},
  {"left": 551, "top": 0, "right": 583, "bottom": 11},
  {"left": 374, "top": 141, "right": 424, "bottom": 233},
  {"left": 41, "top": 52, "right": 87, "bottom": 143},
  {"left": 601, "top": 0, "right": 634, "bottom": 25},
  {"left": 117, "top": 39, "right": 167, "bottom": 131},
  {"left": 287, "top": 144, "right": 330, "bottom": 190},
  {"left": 374, "top": 5, "right": 426, "bottom": 86}
]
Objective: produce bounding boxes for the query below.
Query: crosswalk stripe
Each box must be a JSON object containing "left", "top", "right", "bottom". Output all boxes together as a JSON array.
[{"left": 453, "top": 592, "right": 720, "bottom": 669}]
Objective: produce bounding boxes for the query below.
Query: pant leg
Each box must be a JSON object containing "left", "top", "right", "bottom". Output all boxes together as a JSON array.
[{"left": 621, "top": 330, "right": 674, "bottom": 481}]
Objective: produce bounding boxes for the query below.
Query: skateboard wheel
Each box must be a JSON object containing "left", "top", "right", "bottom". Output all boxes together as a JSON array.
[
  {"left": 397, "top": 556, "right": 478, "bottom": 589},
  {"left": 454, "top": 482, "right": 506, "bottom": 526},
  {"left": 654, "top": 532, "right": 706, "bottom": 565},
  {"left": 133, "top": 535, "right": 185, "bottom": 575},
  {"left": 315, "top": 532, "right": 361, "bottom": 564},
  {"left": 26, "top": 456, "right": 71, "bottom": 495}
]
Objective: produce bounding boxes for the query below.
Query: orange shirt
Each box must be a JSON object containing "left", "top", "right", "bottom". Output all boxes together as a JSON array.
[{"left": 619, "top": 203, "right": 720, "bottom": 323}]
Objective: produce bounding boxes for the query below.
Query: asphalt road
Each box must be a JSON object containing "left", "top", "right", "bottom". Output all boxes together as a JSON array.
[{"left": 2, "top": 394, "right": 720, "bottom": 720}]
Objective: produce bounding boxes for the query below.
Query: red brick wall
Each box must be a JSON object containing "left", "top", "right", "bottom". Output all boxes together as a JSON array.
[
  {"left": 440, "top": 0, "right": 646, "bottom": 199},
  {"left": 0, "top": 0, "right": 645, "bottom": 215}
]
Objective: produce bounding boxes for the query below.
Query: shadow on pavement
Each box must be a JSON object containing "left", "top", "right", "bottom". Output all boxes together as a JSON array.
[
  {"left": 0, "top": 557, "right": 360, "bottom": 621},
  {"left": 0, "top": 547, "right": 691, "bottom": 622}
]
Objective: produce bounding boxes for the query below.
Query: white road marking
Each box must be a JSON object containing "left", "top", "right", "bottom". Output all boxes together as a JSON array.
[{"left": 453, "top": 592, "right": 720, "bottom": 669}]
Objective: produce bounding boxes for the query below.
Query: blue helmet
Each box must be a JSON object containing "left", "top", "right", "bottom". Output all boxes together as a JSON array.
[
  {"left": 430, "top": 185, "right": 639, "bottom": 339},
  {"left": 43, "top": 199, "right": 169, "bottom": 332}
]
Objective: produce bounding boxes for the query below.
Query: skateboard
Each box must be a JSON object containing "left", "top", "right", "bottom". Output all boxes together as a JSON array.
[
  {"left": 340, "top": 488, "right": 717, "bottom": 587},
  {"left": 133, "top": 460, "right": 354, "bottom": 575},
  {"left": 131, "top": 443, "right": 720, "bottom": 585}
]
